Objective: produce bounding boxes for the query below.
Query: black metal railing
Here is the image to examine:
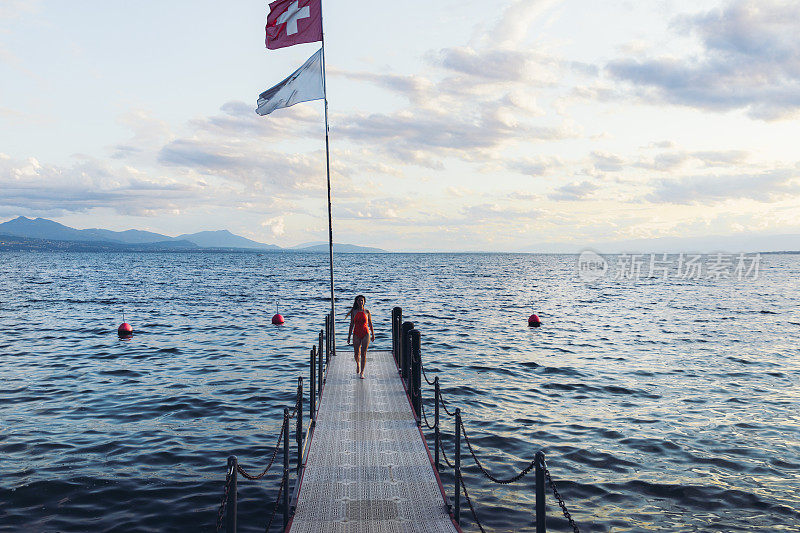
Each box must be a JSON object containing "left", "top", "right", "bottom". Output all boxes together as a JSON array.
[
  {"left": 215, "top": 312, "right": 335, "bottom": 532},
  {"left": 391, "top": 305, "right": 582, "bottom": 533}
]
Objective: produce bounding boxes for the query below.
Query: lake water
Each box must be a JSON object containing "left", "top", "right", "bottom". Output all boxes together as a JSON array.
[{"left": 1, "top": 252, "right": 798, "bottom": 532}]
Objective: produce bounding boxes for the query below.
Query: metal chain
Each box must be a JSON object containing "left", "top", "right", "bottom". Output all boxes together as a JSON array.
[
  {"left": 438, "top": 393, "right": 457, "bottom": 417},
  {"left": 236, "top": 419, "right": 285, "bottom": 480},
  {"left": 264, "top": 471, "right": 285, "bottom": 532},
  {"left": 459, "top": 470, "right": 486, "bottom": 533},
  {"left": 421, "top": 363, "right": 435, "bottom": 386},
  {"left": 420, "top": 401, "right": 435, "bottom": 430},
  {"left": 437, "top": 438, "right": 454, "bottom": 469},
  {"left": 460, "top": 421, "right": 536, "bottom": 484},
  {"left": 215, "top": 462, "right": 234, "bottom": 532},
  {"left": 288, "top": 396, "right": 300, "bottom": 419},
  {"left": 544, "top": 463, "right": 580, "bottom": 533}
]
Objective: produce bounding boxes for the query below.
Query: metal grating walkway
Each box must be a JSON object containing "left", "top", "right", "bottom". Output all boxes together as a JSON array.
[{"left": 288, "top": 350, "right": 458, "bottom": 532}]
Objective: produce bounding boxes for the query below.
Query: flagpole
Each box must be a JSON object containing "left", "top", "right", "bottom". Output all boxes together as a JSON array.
[{"left": 320, "top": 7, "right": 336, "bottom": 356}]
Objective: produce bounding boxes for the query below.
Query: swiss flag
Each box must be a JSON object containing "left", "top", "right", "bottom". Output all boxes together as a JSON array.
[{"left": 266, "top": 0, "right": 323, "bottom": 50}]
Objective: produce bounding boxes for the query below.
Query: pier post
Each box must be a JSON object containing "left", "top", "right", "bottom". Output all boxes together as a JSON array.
[
  {"left": 392, "top": 307, "right": 402, "bottom": 365},
  {"left": 325, "top": 314, "right": 330, "bottom": 364},
  {"left": 454, "top": 408, "right": 461, "bottom": 524},
  {"left": 283, "top": 408, "right": 290, "bottom": 529},
  {"left": 226, "top": 455, "right": 237, "bottom": 533},
  {"left": 535, "top": 451, "right": 546, "bottom": 533},
  {"left": 410, "top": 329, "right": 422, "bottom": 423},
  {"left": 310, "top": 347, "right": 316, "bottom": 423},
  {"left": 400, "top": 321, "right": 415, "bottom": 384},
  {"left": 329, "top": 312, "right": 335, "bottom": 359},
  {"left": 434, "top": 377, "right": 440, "bottom": 471},
  {"left": 318, "top": 330, "right": 324, "bottom": 398},
  {"left": 296, "top": 377, "right": 303, "bottom": 476}
]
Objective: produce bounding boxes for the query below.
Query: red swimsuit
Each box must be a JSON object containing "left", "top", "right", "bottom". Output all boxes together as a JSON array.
[{"left": 353, "top": 311, "right": 369, "bottom": 338}]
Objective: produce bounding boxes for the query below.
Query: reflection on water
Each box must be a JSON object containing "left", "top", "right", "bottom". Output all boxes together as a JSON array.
[{"left": 0, "top": 252, "right": 798, "bottom": 532}]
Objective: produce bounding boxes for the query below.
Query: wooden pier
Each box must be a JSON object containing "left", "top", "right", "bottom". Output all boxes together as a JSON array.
[{"left": 288, "top": 349, "right": 459, "bottom": 532}]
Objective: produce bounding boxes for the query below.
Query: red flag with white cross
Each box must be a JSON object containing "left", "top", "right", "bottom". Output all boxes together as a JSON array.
[{"left": 265, "top": 0, "right": 323, "bottom": 50}]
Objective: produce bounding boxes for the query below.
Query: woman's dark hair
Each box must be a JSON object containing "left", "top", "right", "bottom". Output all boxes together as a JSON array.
[{"left": 346, "top": 295, "right": 366, "bottom": 318}]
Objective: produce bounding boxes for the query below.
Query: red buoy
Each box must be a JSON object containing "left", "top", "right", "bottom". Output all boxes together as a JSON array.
[
  {"left": 272, "top": 301, "right": 284, "bottom": 325},
  {"left": 118, "top": 322, "right": 133, "bottom": 336},
  {"left": 528, "top": 314, "right": 541, "bottom": 328}
]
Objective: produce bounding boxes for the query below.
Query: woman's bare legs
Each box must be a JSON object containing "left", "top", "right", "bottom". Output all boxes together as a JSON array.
[
  {"left": 353, "top": 336, "right": 362, "bottom": 374},
  {"left": 357, "top": 335, "right": 369, "bottom": 378}
]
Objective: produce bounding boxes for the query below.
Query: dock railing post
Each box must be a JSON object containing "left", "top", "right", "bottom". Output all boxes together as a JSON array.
[
  {"left": 434, "top": 377, "right": 440, "bottom": 471},
  {"left": 328, "top": 312, "right": 334, "bottom": 360},
  {"left": 535, "top": 451, "right": 546, "bottom": 533},
  {"left": 400, "top": 321, "right": 415, "bottom": 384},
  {"left": 310, "top": 347, "right": 316, "bottom": 423},
  {"left": 226, "top": 455, "right": 237, "bottom": 533},
  {"left": 410, "top": 329, "right": 422, "bottom": 423},
  {"left": 283, "top": 408, "right": 290, "bottom": 529},
  {"left": 324, "top": 314, "right": 330, "bottom": 364},
  {"left": 296, "top": 377, "right": 303, "bottom": 476},
  {"left": 454, "top": 408, "right": 461, "bottom": 525},
  {"left": 392, "top": 307, "right": 402, "bottom": 365},
  {"left": 404, "top": 323, "right": 414, "bottom": 385},
  {"left": 391, "top": 308, "right": 396, "bottom": 363},
  {"left": 318, "top": 330, "right": 324, "bottom": 398}
]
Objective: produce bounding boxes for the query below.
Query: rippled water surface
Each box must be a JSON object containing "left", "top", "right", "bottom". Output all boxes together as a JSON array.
[{"left": 1, "top": 252, "right": 799, "bottom": 532}]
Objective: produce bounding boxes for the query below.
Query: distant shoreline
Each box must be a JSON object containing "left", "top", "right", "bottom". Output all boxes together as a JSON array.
[
  {"left": 0, "top": 235, "right": 390, "bottom": 254},
  {"left": 4, "top": 216, "right": 800, "bottom": 255},
  {"left": 2, "top": 237, "right": 798, "bottom": 255},
  {"left": 0, "top": 234, "right": 387, "bottom": 254}
]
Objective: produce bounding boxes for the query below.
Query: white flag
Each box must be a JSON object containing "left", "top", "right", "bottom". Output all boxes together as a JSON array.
[{"left": 256, "top": 48, "right": 324, "bottom": 116}]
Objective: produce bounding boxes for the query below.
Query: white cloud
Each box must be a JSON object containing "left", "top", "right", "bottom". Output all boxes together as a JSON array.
[
  {"left": 0, "top": 0, "right": 40, "bottom": 19},
  {"left": 607, "top": 0, "right": 800, "bottom": 120},
  {"left": 636, "top": 150, "right": 750, "bottom": 172},
  {"left": 647, "top": 169, "right": 800, "bottom": 204},
  {"left": 506, "top": 155, "right": 564, "bottom": 176},
  {"left": 0, "top": 155, "right": 201, "bottom": 217},
  {"left": 548, "top": 180, "right": 599, "bottom": 201},
  {"left": 261, "top": 216, "right": 285, "bottom": 236},
  {"left": 591, "top": 151, "right": 626, "bottom": 172}
]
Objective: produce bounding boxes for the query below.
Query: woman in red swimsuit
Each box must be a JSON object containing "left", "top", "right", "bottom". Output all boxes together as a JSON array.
[{"left": 346, "top": 294, "right": 374, "bottom": 379}]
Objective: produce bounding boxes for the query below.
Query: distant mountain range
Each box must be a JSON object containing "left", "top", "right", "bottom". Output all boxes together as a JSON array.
[
  {"left": 5, "top": 216, "right": 795, "bottom": 254},
  {"left": 0, "top": 217, "right": 386, "bottom": 253}
]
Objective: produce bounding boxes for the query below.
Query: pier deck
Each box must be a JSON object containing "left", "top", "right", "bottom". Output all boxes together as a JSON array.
[{"left": 288, "top": 349, "right": 458, "bottom": 532}]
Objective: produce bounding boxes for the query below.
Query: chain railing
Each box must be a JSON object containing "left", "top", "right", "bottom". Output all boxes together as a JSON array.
[
  {"left": 460, "top": 471, "right": 486, "bottom": 533},
  {"left": 215, "top": 459, "right": 236, "bottom": 532},
  {"left": 263, "top": 471, "right": 285, "bottom": 533},
  {"left": 437, "top": 437, "right": 455, "bottom": 469},
  {"left": 215, "top": 407, "right": 295, "bottom": 533},
  {"left": 438, "top": 389, "right": 457, "bottom": 417},
  {"left": 393, "top": 305, "right": 582, "bottom": 533},
  {"left": 420, "top": 399, "right": 435, "bottom": 430},
  {"left": 460, "top": 421, "right": 537, "bottom": 484},
  {"left": 545, "top": 459, "right": 581, "bottom": 533},
  {"left": 215, "top": 316, "right": 334, "bottom": 533},
  {"left": 235, "top": 425, "right": 284, "bottom": 481},
  {"left": 421, "top": 362, "right": 436, "bottom": 386}
]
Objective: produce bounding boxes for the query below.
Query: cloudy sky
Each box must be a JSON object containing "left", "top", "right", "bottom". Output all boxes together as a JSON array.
[{"left": 2, "top": 0, "right": 799, "bottom": 251}]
